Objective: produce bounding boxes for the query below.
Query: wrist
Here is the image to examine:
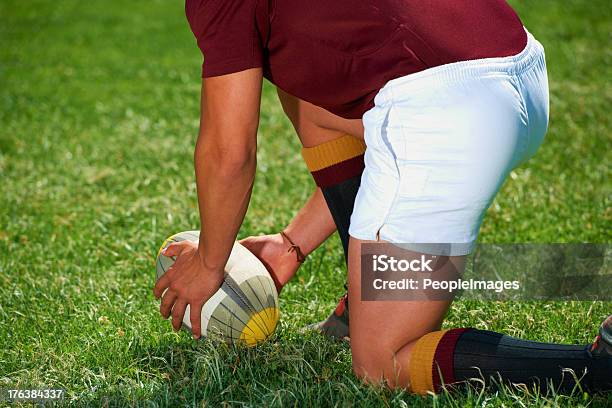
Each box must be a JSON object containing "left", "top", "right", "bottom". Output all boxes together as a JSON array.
[
  {"left": 279, "top": 230, "right": 308, "bottom": 263},
  {"left": 197, "top": 248, "right": 226, "bottom": 278}
]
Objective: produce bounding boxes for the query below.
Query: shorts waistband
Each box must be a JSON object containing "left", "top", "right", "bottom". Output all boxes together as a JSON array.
[{"left": 374, "top": 28, "right": 544, "bottom": 107}]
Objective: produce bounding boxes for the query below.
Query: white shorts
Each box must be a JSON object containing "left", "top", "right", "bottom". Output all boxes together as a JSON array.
[{"left": 349, "top": 30, "right": 549, "bottom": 256}]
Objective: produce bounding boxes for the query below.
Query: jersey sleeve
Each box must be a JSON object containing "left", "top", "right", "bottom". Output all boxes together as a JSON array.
[{"left": 185, "top": 0, "right": 263, "bottom": 77}]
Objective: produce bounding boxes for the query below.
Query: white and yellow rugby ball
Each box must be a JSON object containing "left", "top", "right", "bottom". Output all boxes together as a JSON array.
[{"left": 156, "top": 231, "right": 279, "bottom": 346}]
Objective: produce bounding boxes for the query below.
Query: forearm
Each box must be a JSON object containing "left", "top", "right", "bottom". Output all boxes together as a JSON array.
[
  {"left": 195, "top": 138, "right": 256, "bottom": 271},
  {"left": 284, "top": 187, "right": 336, "bottom": 256},
  {"left": 154, "top": 70, "right": 262, "bottom": 338},
  {"left": 239, "top": 187, "right": 336, "bottom": 292}
]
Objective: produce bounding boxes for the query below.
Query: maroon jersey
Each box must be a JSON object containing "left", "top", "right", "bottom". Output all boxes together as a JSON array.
[{"left": 186, "top": 0, "right": 527, "bottom": 119}]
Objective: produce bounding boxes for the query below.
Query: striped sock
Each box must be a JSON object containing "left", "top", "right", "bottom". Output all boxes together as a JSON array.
[
  {"left": 302, "top": 135, "right": 365, "bottom": 257},
  {"left": 409, "top": 328, "right": 612, "bottom": 394},
  {"left": 301, "top": 134, "right": 366, "bottom": 188},
  {"left": 409, "top": 329, "right": 470, "bottom": 394}
]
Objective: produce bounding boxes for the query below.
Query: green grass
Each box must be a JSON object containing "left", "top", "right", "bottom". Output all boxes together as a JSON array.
[{"left": 0, "top": 0, "right": 610, "bottom": 406}]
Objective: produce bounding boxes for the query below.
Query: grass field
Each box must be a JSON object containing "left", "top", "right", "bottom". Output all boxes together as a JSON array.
[{"left": 1, "top": 0, "right": 611, "bottom": 406}]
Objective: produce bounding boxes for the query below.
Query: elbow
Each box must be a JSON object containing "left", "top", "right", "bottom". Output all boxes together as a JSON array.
[
  {"left": 217, "top": 149, "right": 257, "bottom": 178},
  {"left": 195, "top": 137, "right": 256, "bottom": 179}
]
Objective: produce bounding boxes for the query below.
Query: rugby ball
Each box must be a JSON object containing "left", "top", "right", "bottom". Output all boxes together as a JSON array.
[{"left": 156, "top": 231, "right": 279, "bottom": 346}]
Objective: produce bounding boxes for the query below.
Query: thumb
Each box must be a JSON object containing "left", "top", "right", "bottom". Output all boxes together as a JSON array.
[{"left": 163, "top": 242, "right": 185, "bottom": 257}]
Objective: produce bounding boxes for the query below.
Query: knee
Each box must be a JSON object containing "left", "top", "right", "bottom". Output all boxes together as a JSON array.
[
  {"left": 351, "top": 350, "right": 386, "bottom": 386},
  {"left": 351, "top": 345, "right": 406, "bottom": 389}
]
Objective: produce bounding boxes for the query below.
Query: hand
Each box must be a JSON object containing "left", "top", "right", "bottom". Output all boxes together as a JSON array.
[
  {"left": 153, "top": 240, "right": 224, "bottom": 339},
  {"left": 239, "top": 233, "right": 302, "bottom": 293}
]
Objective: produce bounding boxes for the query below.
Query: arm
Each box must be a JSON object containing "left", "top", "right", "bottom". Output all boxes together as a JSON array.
[
  {"left": 242, "top": 91, "right": 362, "bottom": 292},
  {"left": 241, "top": 91, "right": 363, "bottom": 291},
  {"left": 283, "top": 187, "right": 336, "bottom": 256},
  {"left": 195, "top": 69, "right": 261, "bottom": 270},
  {"left": 154, "top": 68, "right": 262, "bottom": 338},
  {"left": 241, "top": 187, "right": 336, "bottom": 291}
]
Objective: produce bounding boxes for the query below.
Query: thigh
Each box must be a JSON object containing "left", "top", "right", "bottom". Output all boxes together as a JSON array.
[
  {"left": 351, "top": 74, "right": 530, "bottom": 248},
  {"left": 518, "top": 47, "right": 549, "bottom": 164},
  {"left": 277, "top": 88, "right": 364, "bottom": 146},
  {"left": 348, "top": 236, "right": 462, "bottom": 386}
]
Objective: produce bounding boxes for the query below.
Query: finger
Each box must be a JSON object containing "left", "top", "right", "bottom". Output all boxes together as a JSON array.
[
  {"left": 171, "top": 300, "right": 188, "bottom": 331},
  {"left": 163, "top": 241, "right": 186, "bottom": 257},
  {"left": 153, "top": 272, "right": 172, "bottom": 299},
  {"left": 238, "top": 236, "right": 253, "bottom": 246},
  {"left": 154, "top": 262, "right": 180, "bottom": 298},
  {"left": 240, "top": 235, "right": 264, "bottom": 248},
  {"left": 190, "top": 301, "right": 204, "bottom": 339},
  {"left": 159, "top": 290, "right": 178, "bottom": 319}
]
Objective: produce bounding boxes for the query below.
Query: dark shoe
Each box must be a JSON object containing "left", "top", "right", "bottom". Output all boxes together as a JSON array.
[
  {"left": 302, "top": 292, "right": 349, "bottom": 341},
  {"left": 586, "top": 314, "right": 612, "bottom": 392},
  {"left": 590, "top": 314, "right": 612, "bottom": 357}
]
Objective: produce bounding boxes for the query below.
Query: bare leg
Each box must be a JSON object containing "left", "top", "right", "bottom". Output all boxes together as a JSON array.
[
  {"left": 348, "top": 237, "right": 461, "bottom": 388},
  {"left": 276, "top": 88, "right": 364, "bottom": 144},
  {"left": 348, "top": 237, "right": 612, "bottom": 393},
  {"left": 245, "top": 90, "right": 365, "bottom": 340},
  {"left": 243, "top": 90, "right": 364, "bottom": 291}
]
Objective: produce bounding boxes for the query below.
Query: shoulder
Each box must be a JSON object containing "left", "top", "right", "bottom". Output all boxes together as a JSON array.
[{"left": 184, "top": 0, "right": 264, "bottom": 78}]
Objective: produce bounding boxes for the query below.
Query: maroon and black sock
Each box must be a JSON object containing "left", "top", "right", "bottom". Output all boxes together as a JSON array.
[
  {"left": 409, "top": 328, "right": 612, "bottom": 394},
  {"left": 301, "top": 135, "right": 365, "bottom": 261}
]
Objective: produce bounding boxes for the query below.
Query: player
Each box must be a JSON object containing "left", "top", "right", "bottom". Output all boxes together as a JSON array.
[{"left": 154, "top": 0, "right": 612, "bottom": 393}]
